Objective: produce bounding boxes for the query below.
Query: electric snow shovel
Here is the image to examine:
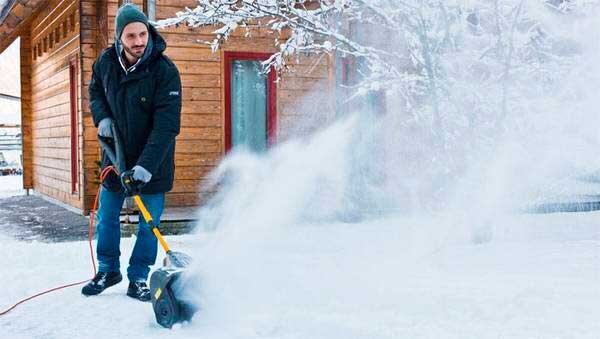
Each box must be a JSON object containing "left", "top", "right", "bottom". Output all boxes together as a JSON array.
[
  {"left": 121, "top": 171, "right": 197, "bottom": 328},
  {"left": 98, "top": 121, "right": 196, "bottom": 328}
]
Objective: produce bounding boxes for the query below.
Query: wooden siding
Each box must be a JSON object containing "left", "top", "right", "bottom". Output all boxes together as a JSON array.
[
  {"left": 277, "top": 54, "right": 335, "bottom": 141},
  {"left": 29, "top": 0, "right": 82, "bottom": 209}
]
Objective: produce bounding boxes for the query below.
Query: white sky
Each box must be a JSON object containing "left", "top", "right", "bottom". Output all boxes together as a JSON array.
[
  {"left": 0, "top": 37, "right": 20, "bottom": 96},
  {"left": 0, "top": 38, "right": 20, "bottom": 124}
]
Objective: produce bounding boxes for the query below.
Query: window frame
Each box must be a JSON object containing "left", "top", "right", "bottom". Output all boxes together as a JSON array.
[{"left": 223, "top": 52, "right": 278, "bottom": 152}]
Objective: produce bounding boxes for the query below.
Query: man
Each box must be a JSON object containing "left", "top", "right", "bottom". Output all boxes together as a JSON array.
[{"left": 82, "top": 3, "right": 181, "bottom": 302}]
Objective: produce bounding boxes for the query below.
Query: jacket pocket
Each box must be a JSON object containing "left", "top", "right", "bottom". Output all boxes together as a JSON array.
[{"left": 136, "top": 78, "right": 154, "bottom": 112}]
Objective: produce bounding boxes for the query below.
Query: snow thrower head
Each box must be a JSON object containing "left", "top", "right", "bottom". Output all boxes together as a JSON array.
[
  {"left": 131, "top": 194, "right": 195, "bottom": 329},
  {"left": 150, "top": 267, "right": 197, "bottom": 328}
]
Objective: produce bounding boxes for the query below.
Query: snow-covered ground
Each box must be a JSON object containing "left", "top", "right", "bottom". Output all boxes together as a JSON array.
[
  {"left": 0, "top": 175, "right": 24, "bottom": 198},
  {"left": 0, "top": 213, "right": 598, "bottom": 339}
]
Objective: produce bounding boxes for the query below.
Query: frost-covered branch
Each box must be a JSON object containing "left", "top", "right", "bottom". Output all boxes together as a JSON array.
[
  {"left": 157, "top": 1, "right": 421, "bottom": 94},
  {"left": 157, "top": 0, "right": 598, "bottom": 125}
]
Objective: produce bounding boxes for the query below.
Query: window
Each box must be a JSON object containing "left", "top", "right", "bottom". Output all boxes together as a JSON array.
[
  {"left": 336, "top": 54, "right": 355, "bottom": 115},
  {"left": 143, "top": 0, "right": 156, "bottom": 21},
  {"left": 336, "top": 54, "right": 386, "bottom": 115},
  {"left": 224, "top": 52, "right": 277, "bottom": 152},
  {"left": 118, "top": 0, "right": 155, "bottom": 21},
  {"left": 340, "top": 56, "right": 354, "bottom": 87}
]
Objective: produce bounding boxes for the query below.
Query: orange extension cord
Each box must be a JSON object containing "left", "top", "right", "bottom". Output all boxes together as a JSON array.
[{"left": 0, "top": 166, "right": 115, "bottom": 316}]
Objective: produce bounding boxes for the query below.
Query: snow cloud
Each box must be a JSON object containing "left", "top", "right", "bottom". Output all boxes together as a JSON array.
[{"left": 167, "top": 1, "right": 600, "bottom": 335}]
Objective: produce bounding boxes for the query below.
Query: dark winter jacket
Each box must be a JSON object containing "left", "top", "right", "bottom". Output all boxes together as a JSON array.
[{"left": 89, "top": 25, "right": 182, "bottom": 194}]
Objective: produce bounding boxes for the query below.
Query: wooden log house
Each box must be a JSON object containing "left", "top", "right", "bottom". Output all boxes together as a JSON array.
[{"left": 0, "top": 0, "right": 335, "bottom": 214}]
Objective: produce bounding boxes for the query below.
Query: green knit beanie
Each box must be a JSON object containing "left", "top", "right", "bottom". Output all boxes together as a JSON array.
[{"left": 115, "top": 3, "right": 148, "bottom": 40}]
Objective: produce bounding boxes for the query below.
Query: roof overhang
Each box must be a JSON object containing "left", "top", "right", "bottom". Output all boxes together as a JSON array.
[
  {"left": 0, "top": 0, "right": 17, "bottom": 24},
  {"left": 0, "top": 0, "right": 46, "bottom": 55}
]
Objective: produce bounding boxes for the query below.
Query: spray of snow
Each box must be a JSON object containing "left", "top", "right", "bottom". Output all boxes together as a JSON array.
[
  {"left": 171, "top": 102, "right": 599, "bottom": 337},
  {"left": 167, "top": 3, "right": 600, "bottom": 336}
]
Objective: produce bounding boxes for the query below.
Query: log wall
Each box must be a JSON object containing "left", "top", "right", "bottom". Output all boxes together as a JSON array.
[{"left": 29, "top": 0, "right": 82, "bottom": 208}]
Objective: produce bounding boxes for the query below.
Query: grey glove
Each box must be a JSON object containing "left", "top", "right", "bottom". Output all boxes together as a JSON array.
[
  {"left": 98, "top": 117, "right": 114, "bottom": 138},
  {"left": 132, "top": 165, "right": 152, "bottom": 183}
]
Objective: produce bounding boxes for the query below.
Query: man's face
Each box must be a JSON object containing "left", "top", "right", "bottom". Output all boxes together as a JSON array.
[{"left": 121, "top": 22, "right": 148, "bottom": 60}]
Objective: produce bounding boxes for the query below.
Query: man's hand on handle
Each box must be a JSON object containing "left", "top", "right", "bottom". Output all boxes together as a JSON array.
[{"left": 120, "top": 165, "right": 152, "bottom": 195}]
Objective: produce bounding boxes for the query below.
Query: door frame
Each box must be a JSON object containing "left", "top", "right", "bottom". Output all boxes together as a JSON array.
[
  {"left": 69, "top": 57, "right": 79, "bottom": 194},
  {"left": 223, "top": 51, "right": 277, "bottom": 152}
]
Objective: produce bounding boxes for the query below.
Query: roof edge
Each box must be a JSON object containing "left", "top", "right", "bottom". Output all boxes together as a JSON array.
[{"left": 0, "top": 0, "right": 17, "bottom": 25}]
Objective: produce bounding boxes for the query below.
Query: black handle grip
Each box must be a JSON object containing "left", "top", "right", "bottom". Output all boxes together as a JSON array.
[{"left": 120, "top": 170, "right": 145, "bottom": 196}]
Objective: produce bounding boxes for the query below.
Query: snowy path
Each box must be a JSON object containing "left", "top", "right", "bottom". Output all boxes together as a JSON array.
[
  {"left": 0, "top": 175, "right": 24, "bottom": 198},
  {"left": 0, "top": 214, "right": 598, "bottom": 339}
]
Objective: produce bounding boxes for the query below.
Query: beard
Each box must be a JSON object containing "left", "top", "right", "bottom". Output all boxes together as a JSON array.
[{"left": 122, "top": 43, "right": 146, "bottom": 60}]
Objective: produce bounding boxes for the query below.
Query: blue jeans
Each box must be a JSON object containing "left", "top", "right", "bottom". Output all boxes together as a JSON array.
[{"left": 95, "top": 187, "right": 165, "bottom": 282}]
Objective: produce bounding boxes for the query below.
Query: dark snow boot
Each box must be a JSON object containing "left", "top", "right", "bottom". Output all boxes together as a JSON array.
[
  {"left": 127, "top": 281, "right": 151, "bottom": 302},
  {"left": 81, "top": 271, "right": 123, "bottom": 296}
]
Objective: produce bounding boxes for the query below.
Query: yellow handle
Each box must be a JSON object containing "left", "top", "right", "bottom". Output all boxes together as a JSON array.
[
  {"left": 152, "top": 228, "right": 171, "bottom": 253},
  {"left": 133, "top": 195, "right": 152, "bottom": 223},
  {"left": 133, "top": 195, "right": 171, "bottom": 253}
]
